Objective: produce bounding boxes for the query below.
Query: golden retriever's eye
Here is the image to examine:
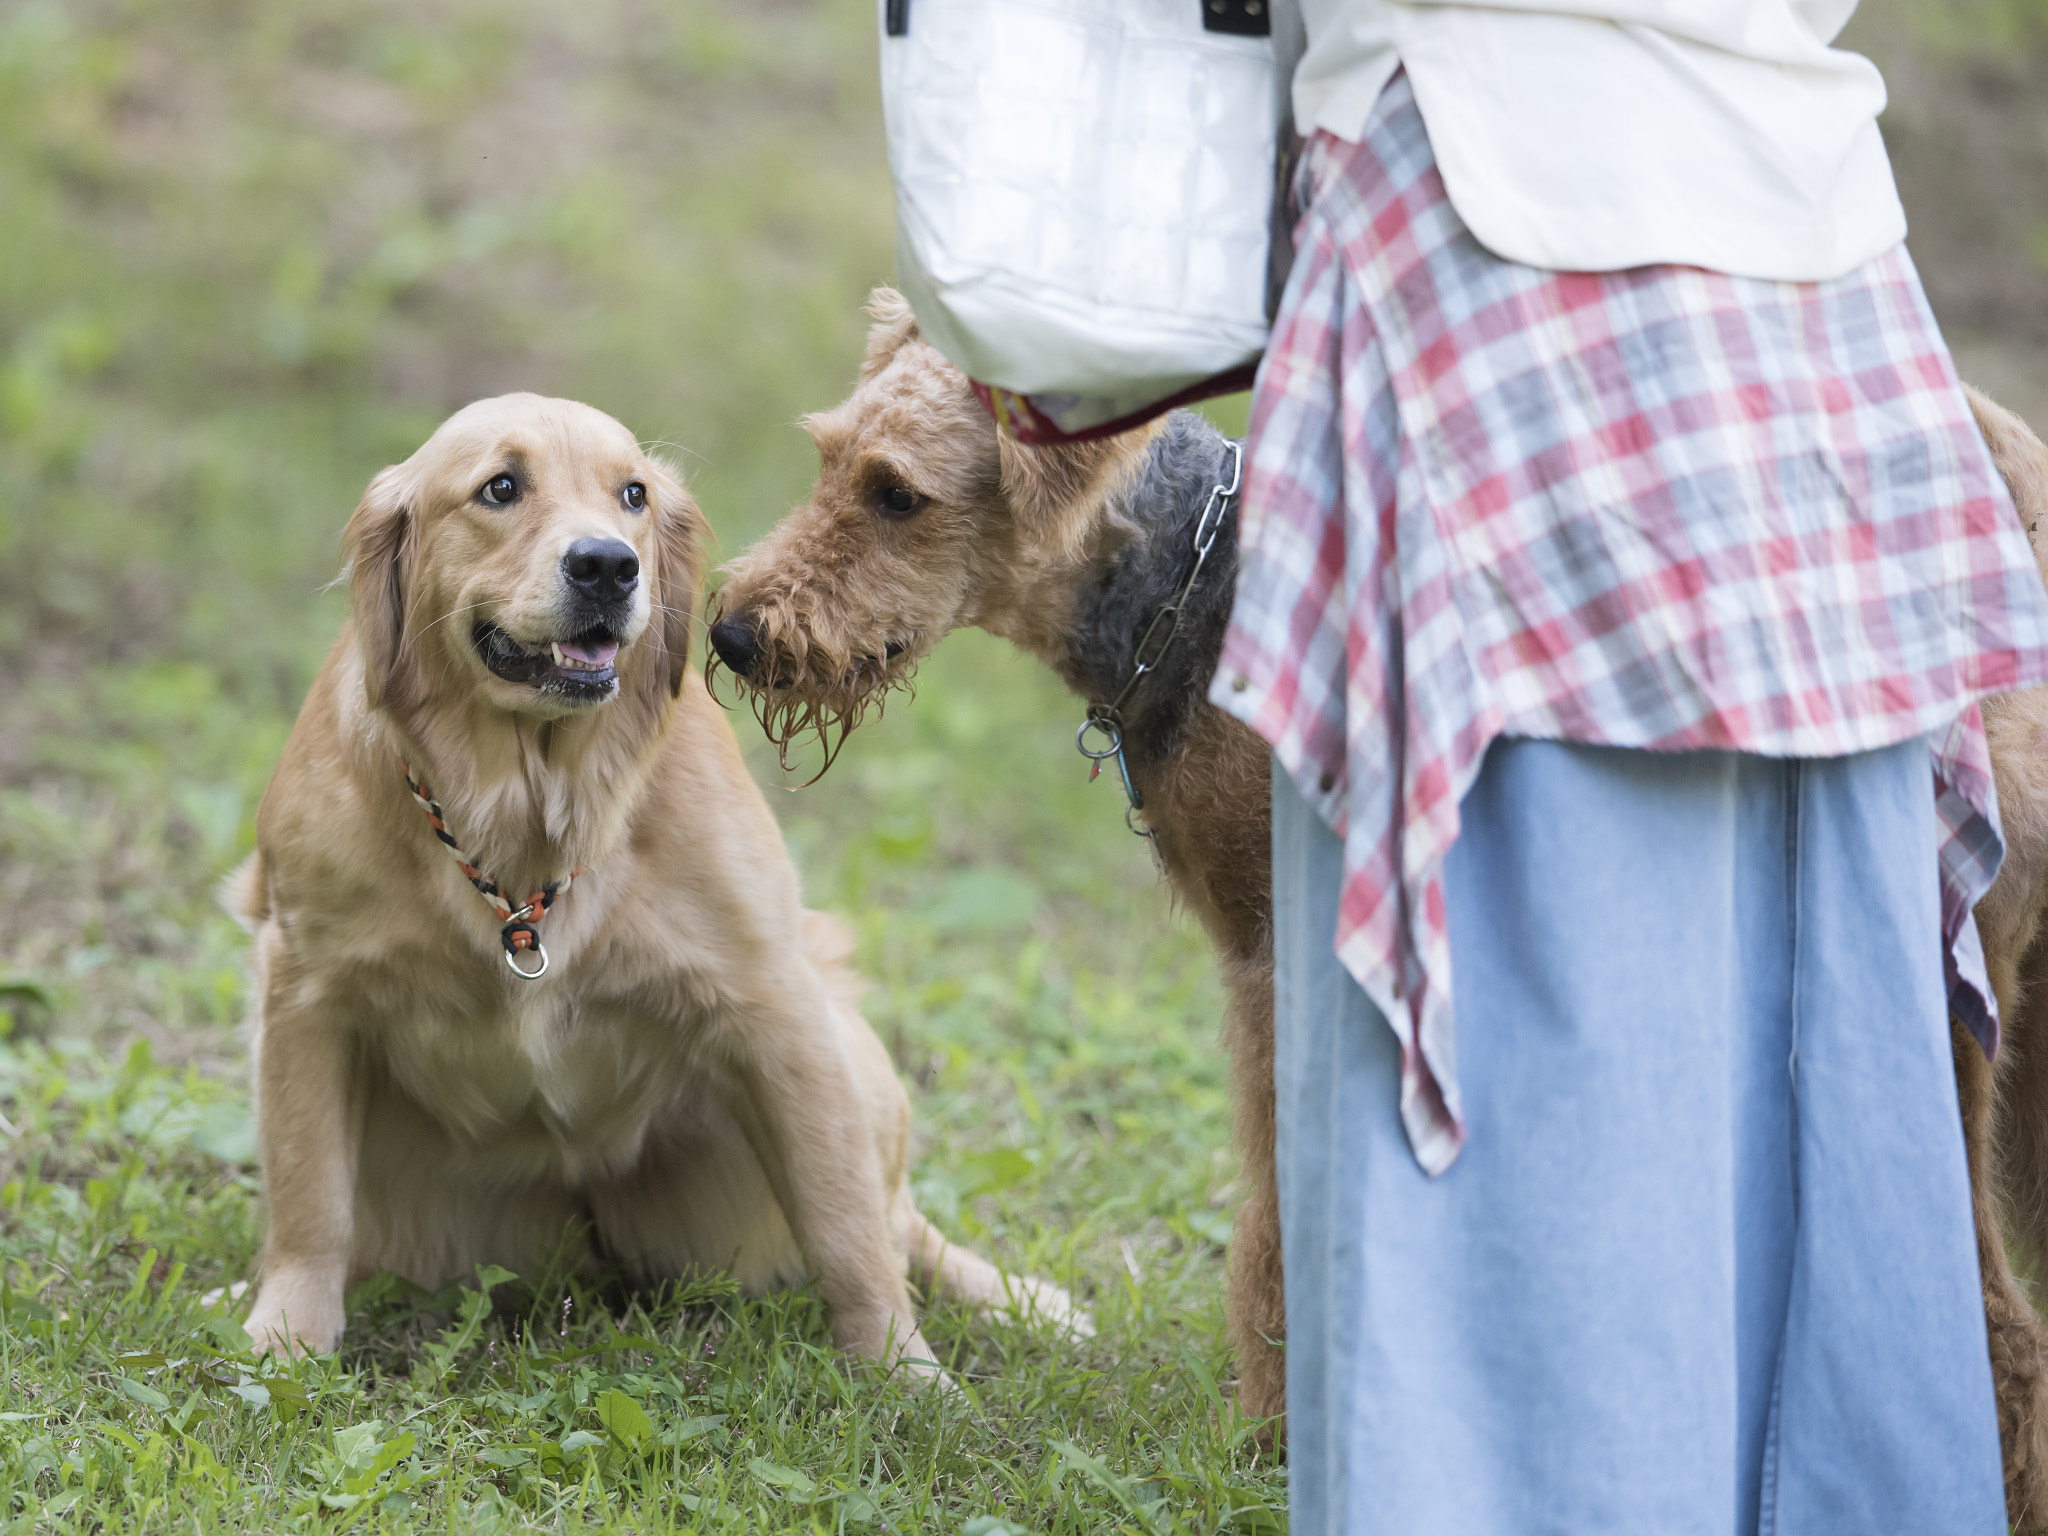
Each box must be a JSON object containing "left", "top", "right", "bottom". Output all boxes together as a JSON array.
[
  {"left": 478, "top": 474, "right": 519, "bottom": 507},
  {"left": 878, "top": 484, "right": 920, "bottom": 520},
  {"left": 622, "top": 482, "right": 647, "bottom": 511}
]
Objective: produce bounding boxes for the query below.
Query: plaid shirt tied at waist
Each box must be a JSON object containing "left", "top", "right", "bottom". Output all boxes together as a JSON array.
[{"left": 1210, "top": 72, "right": 2048, "bottom": 1175}]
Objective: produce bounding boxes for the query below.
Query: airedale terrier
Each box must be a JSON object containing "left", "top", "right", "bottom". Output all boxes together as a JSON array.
[
  {"left": 709, "top": 287, "right": 2048, "bottom": 1514},
  {"left": 707, "top": 291, "right": 1282, "bottom": 1431}
]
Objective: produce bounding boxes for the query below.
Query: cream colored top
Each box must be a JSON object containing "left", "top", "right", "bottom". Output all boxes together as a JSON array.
[{"left": 1293, "top": 0, "right": 1905, "bottom": 281}]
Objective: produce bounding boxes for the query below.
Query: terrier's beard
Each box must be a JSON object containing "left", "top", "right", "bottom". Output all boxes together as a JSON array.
[{"left": 705, "top": 646, "right": 912, "bottom": 787}]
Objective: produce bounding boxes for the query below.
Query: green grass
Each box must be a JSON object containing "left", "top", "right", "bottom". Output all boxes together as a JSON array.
[{"left": 0, "top": 638, "right": 1289, "bottom": 1533}]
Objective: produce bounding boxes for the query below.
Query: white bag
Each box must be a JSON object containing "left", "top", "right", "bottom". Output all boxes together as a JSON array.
[{"left": 880, "top": 0, "right": 1289, "bottom": 442}]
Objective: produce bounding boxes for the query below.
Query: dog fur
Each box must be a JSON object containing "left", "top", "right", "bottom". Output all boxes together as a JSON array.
[
  {"left": 229, "top": 391, "right": 1081, "bottom": 1371},
  {"left": 710, "top": 291, "right": 2048, "bottom": 1518}
]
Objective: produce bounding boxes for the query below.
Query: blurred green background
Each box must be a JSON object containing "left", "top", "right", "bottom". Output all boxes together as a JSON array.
[
  {"left": 5, "top": 0, "right": 2045, "bottom": 1039},
  {"left": 0, "top": 0, "right": 2045, "bottom": 1527}
]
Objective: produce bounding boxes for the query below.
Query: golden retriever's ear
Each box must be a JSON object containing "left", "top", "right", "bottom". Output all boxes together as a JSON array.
[
  {"left": 648, "top": 460, "right": 703, "bottom": 698},
  {"left": 858, "top": 287, "right": 921, "bottom": 382},
  {"left": 342, "top": 465, "right": 412, "bottom": 710}
]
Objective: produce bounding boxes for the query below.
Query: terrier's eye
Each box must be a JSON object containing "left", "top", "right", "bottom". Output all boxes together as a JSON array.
[
  {"left": 879, "top": 485, "right": 920, "bottom": 519},
  {"left": 479, "top": 474, "right": 519, "bottom": 506},
  {"left": 622, "top": 482, "right": 647, "bottom": 511}
]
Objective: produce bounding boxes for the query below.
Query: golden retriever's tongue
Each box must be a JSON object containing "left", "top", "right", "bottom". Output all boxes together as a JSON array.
[{"left": 555, "top": 638, "right": 620, "bottom": 670}]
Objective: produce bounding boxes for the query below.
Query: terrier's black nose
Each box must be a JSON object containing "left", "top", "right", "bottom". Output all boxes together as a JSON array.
[
  {"left": 563, "top": 538, "right": 639, "bottom": 598},
  {"left": 709, "top": 615, "right": 763, "bottom": 678}
]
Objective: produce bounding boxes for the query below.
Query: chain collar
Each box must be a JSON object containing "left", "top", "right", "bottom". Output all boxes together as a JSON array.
[
  {"left": 1075, "top": 440, "right": 1243, "bottom": 855},
  {"left": 400, "top": 759, "right": 576, "bottom": 981}
]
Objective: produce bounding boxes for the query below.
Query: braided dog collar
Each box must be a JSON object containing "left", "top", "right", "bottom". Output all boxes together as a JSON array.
[{"left": 400, "top": 759, "right": 575, "bottom": 980}]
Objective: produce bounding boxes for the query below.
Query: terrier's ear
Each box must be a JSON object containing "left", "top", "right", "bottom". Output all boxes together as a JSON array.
[
  {"left": 647, "top": 458, "right": 705, "bottom": 698},
  {"left": 995, "top": 432, "right": 1133, "bottom": 558},
  {"left": 342, "top": 465, "right": 413, "bottom": 711},
  {"left": 859, "top": 287, "right": 921, "bottom": 381}
]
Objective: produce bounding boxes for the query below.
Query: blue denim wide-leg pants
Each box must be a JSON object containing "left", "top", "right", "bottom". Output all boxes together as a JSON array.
[{"left": 1273, "top": 736, "right": 2002, "bottom": 1535}]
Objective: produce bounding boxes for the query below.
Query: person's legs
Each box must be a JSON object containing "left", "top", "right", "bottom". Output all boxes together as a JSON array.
[
  {"left": 1271, "top": 738, "right": 2002, "bottom": 1536},
  {"left": 1275, "top": 741, "right": 1767, "bottom": 1533},
  {"left": 1769, "top": 746, "right": 2004, "bottom": 1529}
]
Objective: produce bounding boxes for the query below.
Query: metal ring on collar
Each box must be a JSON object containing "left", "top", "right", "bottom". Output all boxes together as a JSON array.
[
  {"left": 504, "top": 942, "right": 549, "bottom": 980},
  {"left": 1077, "top": 715, "right": 1123, "bottom": 761}
]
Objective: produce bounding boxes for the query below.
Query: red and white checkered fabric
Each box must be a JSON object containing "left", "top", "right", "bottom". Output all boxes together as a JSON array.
[{"left": 1210, "top": 72, "right": 2048, "bottom": 1175}]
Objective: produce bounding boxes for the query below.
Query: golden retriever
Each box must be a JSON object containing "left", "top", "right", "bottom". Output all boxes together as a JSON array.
[{"left": 227, "top": 392, "right": 1081, "bottom": 1369}]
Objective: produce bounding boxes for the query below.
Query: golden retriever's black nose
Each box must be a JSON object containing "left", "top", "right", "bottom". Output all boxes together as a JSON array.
[
  {"left": 709, "top": 615, "right": 763, "bottom": 677},
  {"left": 563, "top": 538, "right": 639, "bottom": 598}
]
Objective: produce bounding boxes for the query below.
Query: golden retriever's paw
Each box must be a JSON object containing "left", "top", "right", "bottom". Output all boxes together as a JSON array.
[
  {"left": 245, "top": 1272, "right": 344, "bottom": 1357},
  {"left": 247, "top": 1309, "right": 342, "bottom": 1358},
  {"left": 998, "top": 1275, "right": 1095, "bottom": 1339},
  {"left": 887, "top": 1326, "right": 961, "bottom": 1393}
]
